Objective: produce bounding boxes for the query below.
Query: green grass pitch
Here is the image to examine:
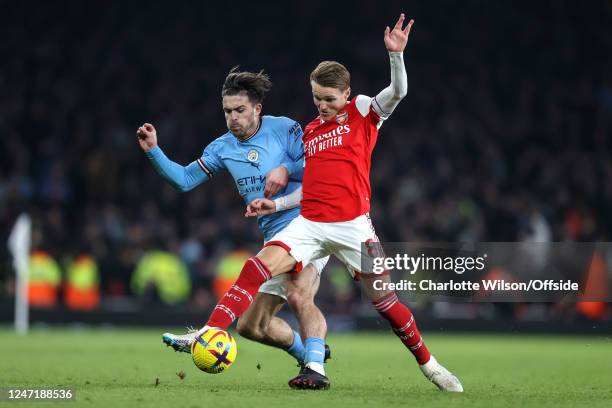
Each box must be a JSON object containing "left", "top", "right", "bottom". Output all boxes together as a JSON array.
[{"left": 1, "top": 328, "right": 611, "bottom": 407}]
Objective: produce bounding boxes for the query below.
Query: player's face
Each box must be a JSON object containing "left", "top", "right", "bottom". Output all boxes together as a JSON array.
[
  {"left": 222, "top": 94, "right": 262, "bottom": 140},
  {"left": 311, "top": 81, "right": 351, "bottom": 122}
]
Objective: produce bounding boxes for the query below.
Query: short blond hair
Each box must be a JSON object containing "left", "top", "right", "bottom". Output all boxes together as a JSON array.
[{"left": 310, "top": 61, "right": 350, "bottom": 91}]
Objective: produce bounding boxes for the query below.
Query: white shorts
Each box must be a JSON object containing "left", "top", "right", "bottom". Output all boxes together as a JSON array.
[
  {"left": 264, "top": 213, "right": 383, "bottom": 279},
  {"left": 258, "top": 245, "right": 328, "bottom": 300}
]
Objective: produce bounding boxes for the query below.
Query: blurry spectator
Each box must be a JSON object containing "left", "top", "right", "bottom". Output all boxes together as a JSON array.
[
  {"left": 27, "top": 250, "right": 62, "bottom": 308},
  {"left": 131, "top": 249, "right": 191, "bottom": 305},
  {"left": 64, "top": 254, "right": 100, "bottom": 311},
  {"left": 212, "top": 249, "right": 252, "bottom": 300}
]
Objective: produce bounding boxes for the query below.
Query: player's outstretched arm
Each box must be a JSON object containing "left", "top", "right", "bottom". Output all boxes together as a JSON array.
[
  {"left": 137, "top": 123, "right": 209, "bottom": 192},
  {"left": 372, "top": 14, "right": 413, "bottom": 119}
]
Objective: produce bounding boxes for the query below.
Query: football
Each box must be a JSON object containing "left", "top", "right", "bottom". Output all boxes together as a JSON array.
[{"left": 191, "top": 328, "right": 237, "bottom": 374}]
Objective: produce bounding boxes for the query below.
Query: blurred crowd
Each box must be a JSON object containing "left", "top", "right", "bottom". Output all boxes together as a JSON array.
[{"left": 1, "top": 1, "right": 611, "bottom": 317}]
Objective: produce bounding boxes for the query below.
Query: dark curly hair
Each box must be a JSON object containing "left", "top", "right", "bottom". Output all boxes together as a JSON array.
[{"left": 221, "top": 66, "right": 272, "bottom": 104}]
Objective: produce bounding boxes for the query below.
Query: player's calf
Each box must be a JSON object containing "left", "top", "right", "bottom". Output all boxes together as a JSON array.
[
  {"left": 361, "top": 274, "right": 463, "bottom": 391},
  {"left": 206, "top": 257, "right": 273, "bottom": 329},
  {"left": 236, "top": 290, "right": 327, "bottom": 366},
  {"left": 285, "top": 274, "right": 327, "bottom": 341},
  {"left": 236, "top": 292, "right": 284, "bottom": 342},
  {"left": 362, "top": 274, "right": 431, "bottom": 364},
  {"left": 285, "top": 265, "right": 328, "bottom": 377},
  {"left": 236, "top": 315, "right": 266, "bottom": 341},
  {"left": 371, "top": 291, "right": 432, "bottom": 364},
  {"left": 206, "top": 247, "right": 296, "bottom": 329}
]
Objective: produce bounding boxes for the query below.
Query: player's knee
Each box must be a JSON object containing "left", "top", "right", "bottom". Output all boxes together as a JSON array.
[
  {"left": 287, "top": 288, "right": 312, "bottom": 312},
  {"left": 236, "top": 317, "right": 264, "bottom": 341},
  {"left": 360, "top": 274, "right": 394, "bottom": 300},
  {"left": 371, "top": 289, "right": 394, "bottom": 303}
]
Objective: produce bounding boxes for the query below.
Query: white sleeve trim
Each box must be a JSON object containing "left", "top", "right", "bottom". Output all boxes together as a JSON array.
[{"left": 273, "top": 185, "right": 302, "bottom": 212}]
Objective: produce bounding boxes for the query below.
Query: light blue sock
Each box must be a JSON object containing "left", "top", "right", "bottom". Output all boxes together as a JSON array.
[
  {"left": 304, "top": 336, "right": 326, "bottom": 367},
  {"left": 286, "top": 330, "right": 305, "bottom": 362}
]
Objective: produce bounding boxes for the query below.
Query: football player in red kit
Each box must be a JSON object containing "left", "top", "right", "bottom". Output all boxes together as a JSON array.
[{"left": 201, "top": 13, "right": 463, "bottom": 392}]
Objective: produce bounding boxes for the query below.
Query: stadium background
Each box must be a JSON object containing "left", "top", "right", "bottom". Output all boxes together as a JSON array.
[{"left": 1, "top": 0, "right": 611, "bottom": 330}]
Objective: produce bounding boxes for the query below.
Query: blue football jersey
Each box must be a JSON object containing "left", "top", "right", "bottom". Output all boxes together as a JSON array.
[{"left": 147, "top": 115, "right": 304, "bottom": 242}]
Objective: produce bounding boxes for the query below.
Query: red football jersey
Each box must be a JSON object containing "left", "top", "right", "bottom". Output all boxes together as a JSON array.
[{"left": 301, "top": 95, "right": 383, "bottom": 222}]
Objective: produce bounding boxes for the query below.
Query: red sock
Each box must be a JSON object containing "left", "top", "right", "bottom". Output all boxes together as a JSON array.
[
  {"left": 373, "top": 292, "right": 431, "bottom": 365},
  {"left": 206, "top": 257, "right": 271, "bottom": 329}
]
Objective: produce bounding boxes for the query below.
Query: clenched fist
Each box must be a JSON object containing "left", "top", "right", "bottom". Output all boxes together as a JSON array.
[
  {"left": 245, "top": 198, "right": 277, "bottom": 217},
  {"left": 136, "top": 123, "right": 158, "bottom": 152}
]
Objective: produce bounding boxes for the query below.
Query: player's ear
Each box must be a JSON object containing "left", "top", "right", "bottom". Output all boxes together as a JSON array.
[
  {"left": 254, "top": 103, "right": 262, "bottom": 117},
  {"left": 344, "top": 87, "right": 351, "bottom": 101}
]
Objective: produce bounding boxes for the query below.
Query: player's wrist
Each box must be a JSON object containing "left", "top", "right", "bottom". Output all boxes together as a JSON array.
[
  {"left": 273, "top": 197, "right": 284, "bottom": 212},
  {"left": 279, "top": 163, "right": 293, "bottom": 176},
  {"left": 144, "top": 145, "right": 162, "bottom": 158}
]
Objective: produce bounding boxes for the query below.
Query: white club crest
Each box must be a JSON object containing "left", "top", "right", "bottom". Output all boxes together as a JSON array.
[
  {"left": 247, "top": 149, "right": 259, "bottom": 162},
  {"left": 336, "top": 111, "right": 348, "bottom": 124}
]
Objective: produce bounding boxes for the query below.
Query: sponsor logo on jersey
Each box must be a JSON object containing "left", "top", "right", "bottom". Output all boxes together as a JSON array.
[
  {"left": 305, "top": 125, "right": 350, "bottom": 157},
  {"left": 236, "top": 175, "right": 266, "bottom": 186},
  {"left": 236, "top": 174, "right": 266, "bottom": 194}
]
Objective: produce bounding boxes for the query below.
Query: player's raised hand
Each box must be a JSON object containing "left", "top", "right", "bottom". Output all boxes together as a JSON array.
[
  {"left": 245, "top": 198, "right": 277, "bottom": 217},
  {"left": 264, "top": 166, "right": 289, "bottom": 198},
  {"left": 136, "top": 123, "right": 158, "bottom": 152},
  {"left": 384, "top": 13, "right": 414, "bottom": 53}
]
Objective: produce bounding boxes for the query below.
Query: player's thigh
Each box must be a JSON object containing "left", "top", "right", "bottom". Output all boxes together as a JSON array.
[
  {"left": 286, "top": 259, "right": 326, "bottom": 303},
  {"left": 262, "top": 215, "right": 327, "bottom": 273},
  {"left": 256, "top": 245, "right": 298, "bottom": 276},
  {"left": 331, "top": 215, "right": 381, "bottom": 277},
  {"left": 239, "top": 291, "right": 286, "bottom": 329},
  {"left": 258, "top": 274, "right": 289, "bottom": 301}
]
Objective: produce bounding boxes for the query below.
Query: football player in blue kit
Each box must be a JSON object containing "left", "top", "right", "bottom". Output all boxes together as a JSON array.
[{"left": 136, "top": 67, "right": 330, "bottom": 370}]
